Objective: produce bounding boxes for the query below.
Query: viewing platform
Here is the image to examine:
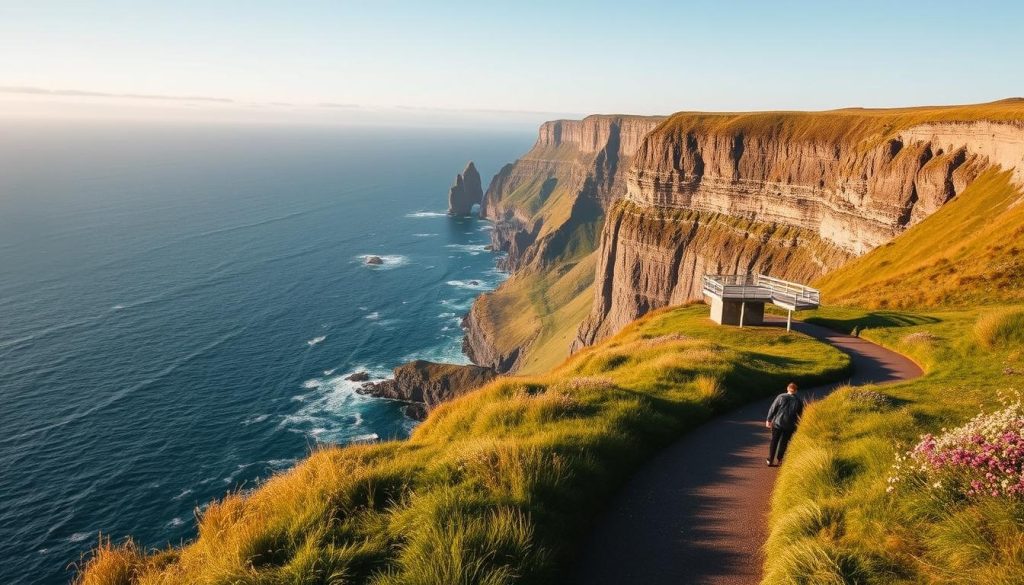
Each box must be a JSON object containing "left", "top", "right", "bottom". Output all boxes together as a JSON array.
[{"left": 701, "top": 273, "right": 820, "bottom": 330}]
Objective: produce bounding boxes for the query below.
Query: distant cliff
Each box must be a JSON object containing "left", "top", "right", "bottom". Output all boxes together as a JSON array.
[
  {"left": 463, "top": 115, "right": 664, "bottom": 373},
  {"left": 463, "top": 101, "right": 1024, "bottom": 365}
]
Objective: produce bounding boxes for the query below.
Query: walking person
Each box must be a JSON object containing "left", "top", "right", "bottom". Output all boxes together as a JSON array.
[{"left": 766, "top": 382, "right": 804, "bottom": 466}]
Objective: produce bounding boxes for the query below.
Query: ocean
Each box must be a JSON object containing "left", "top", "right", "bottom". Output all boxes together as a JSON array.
[{"left": 0, "top": 122, "right": 533, "bottom": 584}]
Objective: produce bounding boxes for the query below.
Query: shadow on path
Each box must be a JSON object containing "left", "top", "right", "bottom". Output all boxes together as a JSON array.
[{"left": 568, "top": 318, "right": 922, "bottom": 585}]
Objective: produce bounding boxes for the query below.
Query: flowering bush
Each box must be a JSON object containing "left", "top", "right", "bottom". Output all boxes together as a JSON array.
[{"left": 888, "top": 392, "right": 1024, "bottom": 498}]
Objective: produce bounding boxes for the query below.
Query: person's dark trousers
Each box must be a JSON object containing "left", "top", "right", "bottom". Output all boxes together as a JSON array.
[{"left": 769, "top": 426, "right": 795, "bottom": 463}]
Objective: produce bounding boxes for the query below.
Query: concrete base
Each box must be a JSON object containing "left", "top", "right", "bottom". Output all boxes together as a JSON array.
[{"left": 710, "top": 298, "right": 765, "bottom": 326}]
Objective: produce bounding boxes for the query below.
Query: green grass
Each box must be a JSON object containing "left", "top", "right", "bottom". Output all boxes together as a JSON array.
[
  {"left": 77, "top": 305, "right": 849, "bottom": 585},
  {"left": 763, "top": 304, "right": 1024, "bottom": 584}
]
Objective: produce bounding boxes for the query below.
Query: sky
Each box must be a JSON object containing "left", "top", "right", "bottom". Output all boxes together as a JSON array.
[{"left": 2, "top": 0, "right": 1023, "bottom": 128}]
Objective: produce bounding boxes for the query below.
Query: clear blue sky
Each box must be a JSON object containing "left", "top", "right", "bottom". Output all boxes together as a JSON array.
[{"left": 2, "top": 0, "right": 1022, "bottom": 126}]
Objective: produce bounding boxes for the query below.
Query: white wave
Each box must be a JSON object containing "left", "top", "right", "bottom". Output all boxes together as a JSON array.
[
  {"left": 446, "top": 279, "right": 493, "bottom": 291},
  {"left": 68, "top": 532, "right": 92, "bottom": 543},
  {"left": 403, "top": 342, "right": 471, "bottom": 365},
  {"left": 357, "top": 254, "right": 409, "bottom": 270},
  {"left": 351, "top": 433, "right": 379, "bottom": 443},
  {"left": 111, "top": 304, "right": 126, "bottom": 310},
  {"left": 405, "top": 211, "right": 448, "bottom": 218},
  {"left": 440, "top": 298, "right": 474, "bottom": 312},
  {"left": 286, "top": 366, "right": 402, "bottom": 443},
  {"left": 412, "top": 233, "right": 439, "bottom": 237},
  {"left": 306, "top": 335, "right": 326, "bottom": 347},
  {"left": 167, "top": 517, "right": 186, "bottom": 527},
  {"left": 365, "top": 311, "right": 380, "bottom": 320},
  {"left": 478, "top": 224, "right": 494, "bottom": 231},
  {"left": 444, "top": 244, "right": 491, "bottom": 256},
  {"left": 172, "top": 489, "right": 194, "bottom": 501},
  {"left": 242, "top": 413, "right": 270, "bottom": 425},
  {"left": 438, "top": 312, "right": 456, "bottom": 318}
]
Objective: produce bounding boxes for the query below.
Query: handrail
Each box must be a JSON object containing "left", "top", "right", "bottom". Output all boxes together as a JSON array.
[{"left": 702, "top": 273, "right": 820, "bottom": 308}]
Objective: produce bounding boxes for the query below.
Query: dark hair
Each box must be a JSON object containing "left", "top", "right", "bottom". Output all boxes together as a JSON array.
[{"left": 787, "top": 382, "right": 798, "bottom": 391}]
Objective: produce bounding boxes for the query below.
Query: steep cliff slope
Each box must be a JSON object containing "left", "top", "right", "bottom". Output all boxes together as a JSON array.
[
  {"left": 574, "top": 100, "right": 1024, "bottom": 348},
  {"left": 463, "top": 115, "right": 664, "bottom": 373}
]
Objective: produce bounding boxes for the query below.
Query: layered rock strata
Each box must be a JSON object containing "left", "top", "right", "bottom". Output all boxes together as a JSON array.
[
  {"left": 462, "top": 104, "right": 1024, "bottom": 370},
  {"left": 575, "top": 114, "right": 1024, "bottom": 347},
  {"left": 462, "top": 116, "right": 665, "bottom": 371}
]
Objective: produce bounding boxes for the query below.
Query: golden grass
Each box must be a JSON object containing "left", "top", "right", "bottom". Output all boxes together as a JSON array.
[
  {"left": 656, "top": 99, "right": 1024, "bottom": 146},
  {"left": 78, "top": 305, "right": 849, "bottom": 585},
  {"left": 816, "top": 169, "right": 1024, "bottom": 309}
]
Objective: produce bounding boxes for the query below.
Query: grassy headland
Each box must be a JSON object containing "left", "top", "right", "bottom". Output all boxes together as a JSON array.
[{"left": 79, "top": 306, "right": 848, "bottom": 585}]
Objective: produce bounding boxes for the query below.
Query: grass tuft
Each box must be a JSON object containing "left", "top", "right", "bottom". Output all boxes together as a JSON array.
[{"left": 974, "top": 308, "right": 1024, "bottom": 349}]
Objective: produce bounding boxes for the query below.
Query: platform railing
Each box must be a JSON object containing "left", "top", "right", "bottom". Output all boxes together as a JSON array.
[{"left": 702, "top": 273, "right": 820, "bottom": 307}]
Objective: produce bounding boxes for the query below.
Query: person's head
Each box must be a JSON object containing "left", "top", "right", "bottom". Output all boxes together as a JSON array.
[{"left": 787, "top": 382, "right": 798, "bottom": 394}]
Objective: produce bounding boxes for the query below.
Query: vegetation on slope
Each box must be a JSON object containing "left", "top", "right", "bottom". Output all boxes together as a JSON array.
[
  {"left": 763, "top": 305, "right": 1024, "bottom": 584},
  {"left": 816, "top": 169, "right": 1024, "bottom": 309},
  {"left": 79, "top": 305, "right": 849, "bottom": 585},
  {"left": 472, "top": 252, "right": 597, "bottom": 375}
]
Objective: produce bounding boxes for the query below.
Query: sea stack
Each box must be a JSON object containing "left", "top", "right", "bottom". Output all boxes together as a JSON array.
[{"left": 447, "top": 161, "right": 483, "bottom": 216}]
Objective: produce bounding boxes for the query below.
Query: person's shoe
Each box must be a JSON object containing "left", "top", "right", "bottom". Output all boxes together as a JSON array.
[{"left": 766, "top": 458, "right": 774, "bottom": 466}]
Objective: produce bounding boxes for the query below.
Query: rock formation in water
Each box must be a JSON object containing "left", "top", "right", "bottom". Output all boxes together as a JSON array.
[
  {"left": 448, "top": 161, "right": 484, "bottom": 216},
  {"left": 358, "top": 360, "right": 496, "bottom": 419}
]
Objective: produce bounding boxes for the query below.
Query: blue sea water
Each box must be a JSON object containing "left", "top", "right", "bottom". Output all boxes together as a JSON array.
[{"left": 0, "top": 122, "right": 532, "bottom": 584}]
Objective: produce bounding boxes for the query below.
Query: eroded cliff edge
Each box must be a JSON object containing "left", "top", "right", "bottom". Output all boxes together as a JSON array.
[
  {"left": 462, "top": 115, "right": 665, "bottom": 373},
  {"left": 464, "top": 101, "right": 1024, "bottom": 368}
]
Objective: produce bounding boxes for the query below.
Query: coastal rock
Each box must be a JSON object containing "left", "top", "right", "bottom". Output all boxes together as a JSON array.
[
  {"left": 346, "top": 371, "right": 370, "bottom": 382},
  {"left": 365, "top": 255, "right": 384, "bottom": 265},
  {"left": 358, "top": 360, "right": 497, "bottom": 419},
  {"left": 448, "top": 161, "right": 484, "bottom": 216}
]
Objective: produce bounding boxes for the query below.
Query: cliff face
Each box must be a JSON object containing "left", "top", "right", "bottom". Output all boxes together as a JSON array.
[
  {"left": 464, "top": 102, "right": 1024, "bottom": 368},
  {"left": 480, "top": 115, "right": 666, "bottom": 270},
  {"left": 462, "top": 115, "right": 664, "bottom": 373},
  {"left": 574, "top": 111, "right": 1024, "bottom": 347}
]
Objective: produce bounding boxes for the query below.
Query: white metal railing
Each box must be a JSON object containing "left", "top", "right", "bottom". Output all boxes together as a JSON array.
[{"left": 702, "top": 273, "right": 820, "bottom": 308}]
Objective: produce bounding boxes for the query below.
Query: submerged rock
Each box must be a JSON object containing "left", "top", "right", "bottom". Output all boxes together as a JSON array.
[
  {"left": 357, "top": 360, "right": 497, "bottom": 420},
  {"left": 448, "top": 161, "right": 484, "bottom": 216},
  {"left": 365, "top": 255, "right": 384, "bottom": 265}
]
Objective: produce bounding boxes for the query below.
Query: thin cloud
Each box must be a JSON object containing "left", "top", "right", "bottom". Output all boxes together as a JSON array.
[{"left": 0, "top": 85, "right": 235, "bottom": 103}]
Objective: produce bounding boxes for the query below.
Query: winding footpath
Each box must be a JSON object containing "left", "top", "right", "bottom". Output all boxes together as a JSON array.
[{"left": 569, "top": 319, "right": 923, "bottom": 585}]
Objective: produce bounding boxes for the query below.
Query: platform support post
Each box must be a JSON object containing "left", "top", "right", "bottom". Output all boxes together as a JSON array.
[
  {"left": 787, "top": 309, "right": 792, "bottom": 331},
  {"left": 740, "top": 301, "right": 746, "bottom": 328}
]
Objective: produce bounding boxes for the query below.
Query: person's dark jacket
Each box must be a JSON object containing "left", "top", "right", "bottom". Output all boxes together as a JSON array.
[{"left": 767, "top": 392, "right": 805, "bottom": 430}]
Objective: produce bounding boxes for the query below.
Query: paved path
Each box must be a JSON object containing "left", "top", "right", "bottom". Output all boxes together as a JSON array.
[{"left": 569, "top": 319, "right": 923, "bottom": 585}]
